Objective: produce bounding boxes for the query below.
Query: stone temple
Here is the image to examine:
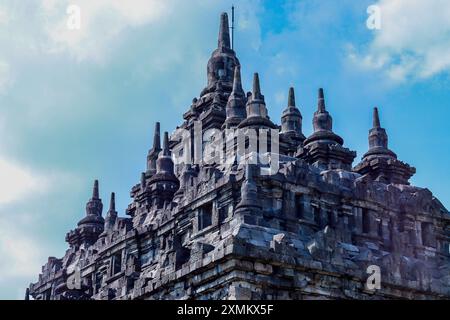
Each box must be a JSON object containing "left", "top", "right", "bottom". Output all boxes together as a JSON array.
[{"left": 28, "top": 12, "right": 450, "bottom": 300}]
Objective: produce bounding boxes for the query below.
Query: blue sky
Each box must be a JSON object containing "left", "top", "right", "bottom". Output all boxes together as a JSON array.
[{"left": 0, "top": 0, "right": 449, "bottom": 299}]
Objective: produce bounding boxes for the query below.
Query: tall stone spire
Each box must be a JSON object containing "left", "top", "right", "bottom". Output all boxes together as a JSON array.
[
  {"left": 364, "top": 107, "right": 397, "bottom": 160},
  {"left": 218, "top": 12, "right": 231, "bottom": 49},
  {"left": 232, "top": 64, "right": 244, "bottom": 94},
  {"left": 109, "top": 192, "right": 116, "bottom": 212},
  {"left": 247, "top": 72, "right": 265, "bottom": 114},
  {"left": 104, "top": 192, "right": 118, "bottom": 231},
  {"left": 304, "top": 88, "right": 343, "bottom": 146},
  {"left": 314, "top": 88, "right": 332, "bottom": 132},
  {"left": 318, "top": 88, "right": 326, "bottom": 112},
  {"left": 354, "top": 107, "right": 415, "bottom": 184},
  {"left": 92, "top": 179, "right": 99, "bottom": 199},
  {"left": 252, "top": 73, "right": 263, "bottom": 101},
  {"left": 162, "top": 131, "right": 170, "bottom": 157},
  {"left": 239, "top": 73, "right": 276, "bottom": 129},
  {"left": 281, "top": 87, "right": 304, "bottom": 136},
  {"left": 373, "top": 107, "right": 381, "bottom": 128},
  {"left": 203, "top": 13, "right": 240, "bottom": 96},
  {"left": 67, "top": 180, "right": 105, "bottom": 247},
  {"left": 224, "top": 65, "right": 246, "bottom": 129},
  {"left": 84, "top": 180, "right": 103, "bottom": 218},
  {"left": 141, "top": 172, "right": 146, "bottom": 188},
  {"left": 151, "top": 132, "right": 177, "bottom": 179},
  {"left": 288, "top": 87, "right": 296, "bottom": 107},
  {"left": 148, "top": 132, "right": 179, "bottom": 208},
  {"left": 153, "top": 122, "right": 161, "bottom": 151},
  {"left": 147, "top": 122, "right": 162, "bottom": 175},
  {"left": 302, "top": 88, "right": 355, "bottom": 170}
]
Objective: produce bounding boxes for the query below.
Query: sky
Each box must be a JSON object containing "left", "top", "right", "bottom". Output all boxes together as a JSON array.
[{"left": 0, "top": 0, "right": 449, "bottom": 299}]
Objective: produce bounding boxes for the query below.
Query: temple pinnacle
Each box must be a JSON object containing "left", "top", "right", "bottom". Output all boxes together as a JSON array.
[
  {"left": 153, "top": 122, "right": 161, "bottom": 151},
  {"left": 318, "top": 88, "right": 326, "bottom": 112},
  {"left": 288, "top": 87, "right": 296, "bottom": 107},
  {"left": 373, "top": 107, "right": 381, "bottom": 128},
  {"left": 109, "top": 192, "right": 116, "bottom": 212},
  {"left": 163, "top": 132, "right": 170, "bottom": 156},
  {"left": 232, "top": 65, "right": 243, "bottom": 94},
  {"left": 218, "top": 12, "right": 231, "bottom": 49},
  {"left": 252, "top": 73, "right": 262, "bottom": 100},
  {"left": 92, "top": 180, "right": 99, "bottom": 199}
]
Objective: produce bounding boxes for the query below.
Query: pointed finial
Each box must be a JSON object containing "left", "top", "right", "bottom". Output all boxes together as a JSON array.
[
  {"left": 104, "top": 192, "right": 117, "bottom": 231},
  {"left": 252, "top": 73, "right": 262, "bottom": 100},
  {"left": 245, "top": 164, "right": 254, "bottom": 181},
  {"left": 92, "top": 180, "right": 99, "bottom": 199},
  {"left": 318, "top": 88, "right": 325, "bottom": 112},
  {"left": 288, "top": 87, "right": 296, "bottom": 107},
  {"left": 231, "top": 6, "right": 235, "bottom": 50},
  {"left": 109, "top": 192, "right": 115, "bottom": 212},
  {"left": 163, "top": 132, "right": 170, "bottom": 156},
  {"left": 232, "top": 65, "right": 243, "bottom": 94},
  {"left": 153, "top": 122, "right": 161, "bottom": 151},
  {"left": 25, "top": 288, "right": 30, "bottom": 301},
  {"left": 362, "top": 106, "right": 398, "bottom": 162},
  {"left": 373, "top": 107, "right": 381, "bottom": 128},
  {"left": 218, "top": 12, "right": 231, "bottom": 49},
  {"left": 140, "top": 172, "right": 146, "bottom": 187}
]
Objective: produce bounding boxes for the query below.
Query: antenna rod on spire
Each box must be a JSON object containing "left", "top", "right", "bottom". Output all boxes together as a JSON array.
[{"left": 231, "top": 6, "right": 235, "bottom": 50}]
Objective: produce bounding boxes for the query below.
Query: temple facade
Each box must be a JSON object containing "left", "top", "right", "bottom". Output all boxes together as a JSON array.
[{"left": 28, "top": 12, "right": 450, "bottom": 300}]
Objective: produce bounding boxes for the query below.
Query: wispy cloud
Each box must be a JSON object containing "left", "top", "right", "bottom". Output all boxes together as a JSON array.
[
  {"left": 0, "top": 5, "right": 9, "bottom": 25},
  {"left": 0, "top": 157, "right": 43, "bottom": 204},
  {"left": 40, "top": 0, "right": 170, "bottom": 62},
  {"left": 348, "top": 0, "right": 450, "bottom": 82},
  {"left": 0, "top": 221, "right": 44, "bottom": 279},
  {"left": 0, "top": 163, "right": 82, "bottom": 299}
]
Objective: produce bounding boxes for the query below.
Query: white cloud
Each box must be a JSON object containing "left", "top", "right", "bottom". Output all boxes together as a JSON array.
[
  {"left": 0, "top": 161, "right": 81, "bottom": 298},
  {"left": 0, "top": 158, "right": 51, "bottom": 294},
  {"left": 0, "top": 0, "right": 261, "bottom": 66},
  {"left": 0, "top": 157, "right": 45, "bottom": 205},
  {"left": 349, "top": 0, "right": 450, "bottom": 82},
  {"left": 39, "top": 0, "right": 169, "bottom": 62},
  {"left": 0, "top": 221, "right": 44, "bottom": 279},
  {"left": 0, "top": 6, "right": 9, "bottom": 25}
]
